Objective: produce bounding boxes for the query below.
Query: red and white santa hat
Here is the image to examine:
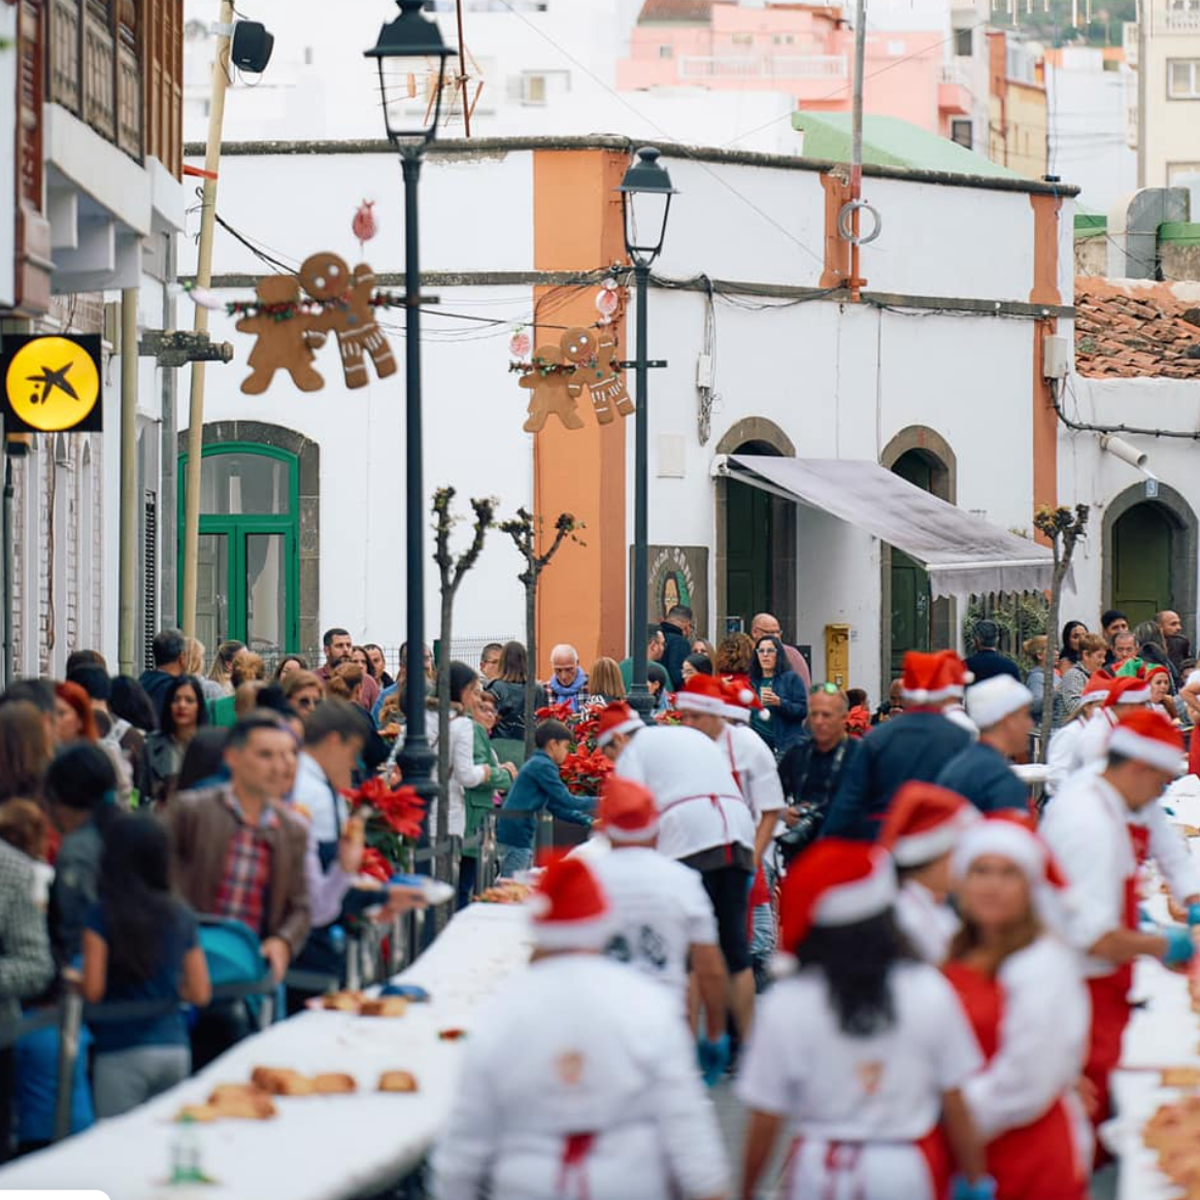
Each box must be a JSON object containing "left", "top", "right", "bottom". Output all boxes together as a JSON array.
[
  {"left": 595, "top": 701, "right": 643, "bottom": 748},
  {"left": 1104, "top": 675, "right": 1152, "bottom": 708},
  {"left": 721, "top": 676, "right": 762, "bottom": 724},
  {"left": 779, "top": 839, "right": 897, "bottom": 954},
  {"left": 1107, "top": 708, "right": 1186, "bottom": 774},
  {"left": 526, "top": 856, "right": 614, "bottom": 950},
  {"left": 951, "top": 813, "right": 1072, "bottom": 931},
  {"left": 677, "top": 674, "right": 731, "bottom": 717},
  {"left": 1080, "top": 671, "right": 1114, "bottom": 708},
  {"left": 902, "top": 650, "right": 972, "bottom": 705},
  {"left": 597, "top": 776, "right": 659, "bottom": 843},
  {"left": 878, "top": 781, "right": 980, "bottom": 868}
]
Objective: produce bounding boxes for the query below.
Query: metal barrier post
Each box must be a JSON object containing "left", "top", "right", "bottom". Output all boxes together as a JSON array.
[{"left": 53, "top": 985, "right": 84, "bottom": 1143}]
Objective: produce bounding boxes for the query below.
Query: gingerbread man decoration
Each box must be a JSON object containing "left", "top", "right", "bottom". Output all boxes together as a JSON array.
[
  {"left": 298, "top": 252, "right": 397, "bottom": 390},
  {"left": 519, "top": 343, "right": 585, "bottom": 433},
  {"left": 561, "top": 326, "right": 634, "bottom": 425},
  {"left": 237, "top": 275, "right": 327, "bottom": 395}
]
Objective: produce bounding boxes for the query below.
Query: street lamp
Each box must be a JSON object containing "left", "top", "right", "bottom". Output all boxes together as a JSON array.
[
  {"left": 366, "top": 1, "right": 455, "bottom": 829},
  {"left": 617, "top": 146, "right": 677, "bottom": 724}
]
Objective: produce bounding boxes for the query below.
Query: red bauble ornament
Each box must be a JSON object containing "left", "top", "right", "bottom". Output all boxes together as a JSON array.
[{"left": 352, "top": 200, "right": 378, "bottom": 245}]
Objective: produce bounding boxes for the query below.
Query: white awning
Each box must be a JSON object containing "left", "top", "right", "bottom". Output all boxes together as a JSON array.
[{"left": 721, "top": 455, "right": 1056, "bottom": 598}]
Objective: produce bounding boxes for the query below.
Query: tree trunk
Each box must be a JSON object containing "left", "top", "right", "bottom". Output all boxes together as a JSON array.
[
  {"left": 524, "top": 571, "right": 538, "bottom": 761},
  {"left": 436, "top": 586, "right": 453, "bottom": 881},
  {"left": 1038, "top": 558, "right": 1065, "bottom": 765}
]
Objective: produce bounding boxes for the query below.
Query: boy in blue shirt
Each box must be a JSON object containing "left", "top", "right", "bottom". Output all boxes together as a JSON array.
[{"left": 496, "top": 720, "right": 594, "bottom": 876}]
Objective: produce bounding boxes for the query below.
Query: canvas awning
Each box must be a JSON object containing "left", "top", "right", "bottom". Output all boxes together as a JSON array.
[{"left": 720, "top": 455, "right": 1056, "bottom": 598}]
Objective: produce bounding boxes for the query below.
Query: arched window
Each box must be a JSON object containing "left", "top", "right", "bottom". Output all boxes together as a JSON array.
[{"left": 177, "top": 443, "right": 300, "bottom": 659}]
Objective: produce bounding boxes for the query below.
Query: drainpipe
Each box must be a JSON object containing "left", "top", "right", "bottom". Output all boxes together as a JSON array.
[
  {"left": 2, "top": 447, "right": 12, "bottom": 688},
  {"left": 118, "top": 287, "right": 138, "bottom": 676}
]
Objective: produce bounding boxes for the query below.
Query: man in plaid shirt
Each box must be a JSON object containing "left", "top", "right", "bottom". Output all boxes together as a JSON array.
[{"left": 168, "top": 714, "right": 311, "bottom": 983}]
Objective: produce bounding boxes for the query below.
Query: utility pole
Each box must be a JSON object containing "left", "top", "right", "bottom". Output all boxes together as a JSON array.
[
  {"left": 118, "top": 288, "right": 139, "bottom": 675},
  {"left": 181, "top": 1, "right": 236, "bottom": 639},
  {"left": 1137, "top": 0, "right": 1148, "bottom": 188}
]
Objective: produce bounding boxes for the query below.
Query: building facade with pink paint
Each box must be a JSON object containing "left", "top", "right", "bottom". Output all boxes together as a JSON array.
[{"left": 618, "top": 0, "right": 973, "bottom": 140}]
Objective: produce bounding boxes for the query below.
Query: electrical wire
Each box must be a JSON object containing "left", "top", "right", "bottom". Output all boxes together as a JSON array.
[{"left": 1053, "top": 376, "right": 1200, "bottom": 440}]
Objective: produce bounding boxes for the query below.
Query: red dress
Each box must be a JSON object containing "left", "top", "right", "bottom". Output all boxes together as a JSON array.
[{"left": 944, "top": 961, "right": 1086, "bottom": 1200}]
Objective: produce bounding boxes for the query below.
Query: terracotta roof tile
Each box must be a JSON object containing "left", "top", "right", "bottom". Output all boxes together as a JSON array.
[
  {"left": 1075, "top": 280, "right": 1200, "bottom": 380},
  {"left": 638, "top": 0, "right": 714, "bottom": 22}
]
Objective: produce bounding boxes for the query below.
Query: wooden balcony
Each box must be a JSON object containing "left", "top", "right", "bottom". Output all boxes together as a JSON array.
[{"left": 45, "top": 0, "right": 183, "bottom": 177}]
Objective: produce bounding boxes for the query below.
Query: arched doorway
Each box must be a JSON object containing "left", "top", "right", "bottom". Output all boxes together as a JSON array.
[
  {"left": 1103, "top": 483, "right": 1197, "bottom": 637},
  {"left": 715, "top": 419, "right": 797, "bottom": 639},
  {"left": 880, "top": 427, "right": 957, "bottom": 681}
]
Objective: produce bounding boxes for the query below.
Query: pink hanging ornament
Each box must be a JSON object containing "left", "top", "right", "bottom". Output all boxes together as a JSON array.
[
  {"left": 596, "top": 278, "right": 620, "bottom": 322},
  {"left": 352, "top": 200, "right": 378, "bottom": 254},
  {"left": 509, "top": 326, "right": 531, "bottom": 358}
]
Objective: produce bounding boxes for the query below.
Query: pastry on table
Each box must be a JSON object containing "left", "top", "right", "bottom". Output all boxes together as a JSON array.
[
  {"left": 251, "top": 1066, "right": 317, "bottom": 1096},
  {"left": 360, "top": 996, "right": 408, "bottom": 1018},
  {"left": 312, "top": 1072, "right": 357, "bottom": 1094},
  {"left": 183, "top": 1088, "right": 277, "bottom": 1121},
  {"left": 1163, "top": 1067, "right": 1200, "bottom": 1087},
  {"left": 321, "top": 990, "right": 365, "bottom": 1012},
  {"left": 378, "top": 1070, "right": 419, "bottom": 1093},
  {"left": 177, "top": 1104, "right": 221, "bottom": 1123}
]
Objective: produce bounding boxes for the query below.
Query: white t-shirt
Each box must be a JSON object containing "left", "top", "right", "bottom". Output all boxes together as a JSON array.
[
  {"left": 736, "top": 961, "right": 982, "bottom": 1142},
  {"left": 894, "top": 880, "right": 959, "bottom": 965},
  {"left": 615, "top": 726, "right": 756, "bottom": 861},
  {"left": 592, "top": 847, "right": 718, "bottom": 1006},
  {"left": 722, "top": 724, "right": 785, "bottom": 821}
]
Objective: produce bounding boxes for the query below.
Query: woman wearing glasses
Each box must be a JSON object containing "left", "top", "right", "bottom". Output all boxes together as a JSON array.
[{"left": 748, "top": 636, "right": 808, "bottom": 758}]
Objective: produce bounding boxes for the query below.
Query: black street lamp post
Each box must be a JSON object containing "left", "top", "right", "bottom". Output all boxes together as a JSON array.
[
  {"left": 366, "top": 1, "right": 455, "bottom": 825},
  {"left": 617, "top": 147, "right": 677, "bottom": 724}
]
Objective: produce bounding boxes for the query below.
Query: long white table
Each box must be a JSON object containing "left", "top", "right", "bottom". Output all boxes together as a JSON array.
[
  {"left": 1104, "top": 776, "right": 1200, "bottom": 1200},
  {"left": 0, "top": 903, "right": 533, "bottom": 1199}
]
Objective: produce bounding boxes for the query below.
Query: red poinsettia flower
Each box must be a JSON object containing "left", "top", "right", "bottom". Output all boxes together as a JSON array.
[
  {"left": 359, "top": 846, "right": 394, "bottom": 882},
  {"left": 535, "top": 701, "right": 574, "bottom": 724},
  {"left": 846, "top": 706, "right": 871, "bottom": 738},
  {"left": 343, "top": 778, "right": 426, "bottom": 840}
]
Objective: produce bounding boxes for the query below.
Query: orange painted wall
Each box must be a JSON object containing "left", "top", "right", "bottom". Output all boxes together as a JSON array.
[{"left": 531, "top": 149, "right": 629, "bottom": 678}]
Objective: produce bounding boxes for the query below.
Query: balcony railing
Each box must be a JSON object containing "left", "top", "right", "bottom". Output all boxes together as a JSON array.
[
  {"left": 939, "top": 63, "right": 973, "bottom": 87},
  {"left": 47, "top": 0, "right": 143, "bottom": 163},
  {"left": 1156, "top": 0, "right": 1200, "bottom": 32},
  {"left": 679, "top": 53, "right": 849, "bottom": 81}
]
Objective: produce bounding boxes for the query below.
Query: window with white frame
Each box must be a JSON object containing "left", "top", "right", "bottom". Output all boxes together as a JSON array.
[{"left": 1168, "top": 59, "right": 1200, "bottom": 98}]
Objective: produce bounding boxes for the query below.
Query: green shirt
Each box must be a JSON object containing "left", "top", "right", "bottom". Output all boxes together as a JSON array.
[{"left": 463, "top": 719, "right": 511, "bottom": 856}]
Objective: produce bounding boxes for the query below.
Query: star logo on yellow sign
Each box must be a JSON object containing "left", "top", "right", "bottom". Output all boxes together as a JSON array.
[{"left": 4, "top": 335, "right": 101, "bottom": 433}]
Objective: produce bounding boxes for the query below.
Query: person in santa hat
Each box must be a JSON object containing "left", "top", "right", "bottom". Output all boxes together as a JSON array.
[
  {"left": 878, "top": 781, "right": 979, "bottom": 963},
  {"left": 934, "top": 651, "right": 979, "bottom": 739},
  {"left": 676, "top": 675, "right": 785, "bottom": 866},
  {"left": 1067, "top": 674, "right": 1153, "bottom": 783},
  {"left": 943, "top": 816, "right": 1092, "bottom": 1200},
  {"left": 433, "top": 856, "right": 730, "bottom": 1200},
  {"left": 612, "top": 718, "right": 758, "bottom": 1036},
  {"left": 1040, "top": 709, "right": 1200, "bottom": 1135},
  {"left": 823, "top": 651, "right": 973, "bottom": 841},
  {"left": 936, "top": 677, "right": 1035, "bottom": 815},
  {"left": 594, "top": 700, "right": 644, "bottom": 764},
  {"left": 737, "top": 839, "right": 991, "bottom": 1200},
  {"left": 1044, "top": 672, "right": 1111, "bottom": 796},
  {"left": 591, "top": 777, "right": 730, "bottom": 1084}
]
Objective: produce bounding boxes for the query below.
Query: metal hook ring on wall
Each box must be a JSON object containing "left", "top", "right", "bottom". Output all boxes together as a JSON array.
[{"left": 837, "top": 200, "right": 882, "bottom": 245}]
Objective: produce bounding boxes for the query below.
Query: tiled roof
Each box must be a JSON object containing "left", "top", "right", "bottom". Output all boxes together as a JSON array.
[
  {"left": 638, "top": 0, "right": 714, "bottom": 22},
  {"left": 1075, "top": 279, "right": 1200, "bottom": 379}
]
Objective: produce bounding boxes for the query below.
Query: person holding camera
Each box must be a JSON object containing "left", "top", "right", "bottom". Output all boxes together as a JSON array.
[{"left": 775, "top": 684, "right": 859, "bottom": 864}]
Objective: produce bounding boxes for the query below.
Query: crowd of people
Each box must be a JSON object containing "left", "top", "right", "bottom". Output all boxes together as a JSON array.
[{"left": 4, "top": 599, "right": 1198, "bottom": 1199}]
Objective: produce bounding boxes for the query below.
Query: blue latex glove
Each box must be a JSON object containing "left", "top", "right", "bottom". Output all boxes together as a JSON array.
[
  {"left": 697, "top": 1033, "right": 730, "bottom": 1087},
  {"left": 1187, "top": 903, "right": 1200, "bottom": 927},
  {"left": 1162, "top": 925, "right": 1195, "bottom": 967},
  {"left": 950, "top": 1176, "right": 997, "bottom": 1200}
]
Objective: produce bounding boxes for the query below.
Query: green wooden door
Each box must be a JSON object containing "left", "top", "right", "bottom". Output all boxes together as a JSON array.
[
  {"left": 726, "top": 477, "right": 772, "bottom": 632},
  {"left": 1112, "top": 503, "right": 1173, "bottom": 627},
  {"left": 890, "top": 452, "right": 934, "bottom": 675},
  {"left": 179, "top": 444, "right": 300, "bottom": 658}
]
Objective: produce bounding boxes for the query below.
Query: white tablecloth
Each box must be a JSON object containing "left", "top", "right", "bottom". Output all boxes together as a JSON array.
[
  {"left": 1107, "top": 776, "right": 1200, "bottom": 1199},
  {"left": 0, "top": 903, "right": 533, "bottom": 1199}
]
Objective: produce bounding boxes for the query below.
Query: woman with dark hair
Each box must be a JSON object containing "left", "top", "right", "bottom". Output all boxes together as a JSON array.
[
  {"left": 109, "top": 676, "right": 158, "bottom": 734},
  {"left": 272, "top": 654, "right": 309, "bottom": 683},
  {"left": 486, "top": 641, "right": 529, "bottom": 765},
  {"left": 679, "top": 652, "right": 713, "bottom": 684},
  {"left": 363, "top": 643, "right": 394, "bottom": 688},
  {"left": 943, "top": 819, "right": 1091, "bottom": 1198},
  {"left": 647, "top": 662, "right": 672, "bottom": 715},
  {"left": 45, "top": 743, "right": 119, "bottom": 965},
  {"left": 82, "top": 816, "right": 211, "bottom": 1117},
  {"left": 175, "top": 727, "right": 231, "bottom": 794},
  {"left": 1134, "top": 619, "right": 1177, "bottom": 685},
  {"left": 748, "top": 635, "right": 808, "bottom": 756},
  {"left": 144, "top": 675, "right": 208, "bottom": 806},
  {"left": 0, "top": 700, "right": 52, "bottom": 803},
  {"left": 738, "top": 840, "right": 989, "bottom": 1200},
  {"left": 1059, "top": 621, "right": 1088, "bottom": 666}
]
